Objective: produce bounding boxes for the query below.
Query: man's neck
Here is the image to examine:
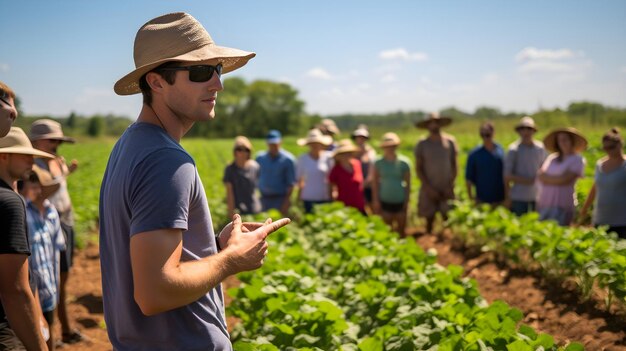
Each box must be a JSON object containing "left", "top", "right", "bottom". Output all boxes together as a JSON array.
[
  {"left": 0, "top": 171, "right": 16, "bottom": 191},
  {"left": 483, "top": 141, "right": 496, "bottom": 150},
  {"left": 520, "top": 137, "right": 534, "bottom": 146},
  {"left": 137, "top": 103, "right": 193, "bottom": 143},
  {"left": 429, "top": 131, "right": 442, "bottom": 140}
]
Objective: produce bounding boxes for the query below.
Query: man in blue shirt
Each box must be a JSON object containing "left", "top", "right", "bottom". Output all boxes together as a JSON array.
[
  {"left": 465, "top": 122, "right": 505, "bottom": 204},
  {"left": 256, "top": 130, "right": 296, "bottom": 215}
]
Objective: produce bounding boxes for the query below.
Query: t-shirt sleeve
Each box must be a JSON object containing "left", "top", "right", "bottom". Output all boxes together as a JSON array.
[
  {"left": 222, "top": 164, "right": 231, "bottom": 184},
  {"left": 569, "top": 155, "right": 586, "bottom": 177},
  {"left": 465, "top": 153, "right": 476, "bottom": 183},
  {"left": 128, "top": 149, "right": 197, "bottom": 236},
  {"left": 0, "top": 193, "right": 30, "bottom": 255}
]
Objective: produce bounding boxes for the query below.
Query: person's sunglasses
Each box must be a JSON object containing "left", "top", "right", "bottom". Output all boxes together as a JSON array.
[
  {"left": 0, "top": 93, "right": 11, "bottom": 107},
  {"left": 158, "top": 63, "right": 223, "bottom": 83},
  {"left": 480, "top": 133, "right": 493, "bottom": 138},
  {"left": 234, "top": 147, "right": 250, "bottom": 153}
]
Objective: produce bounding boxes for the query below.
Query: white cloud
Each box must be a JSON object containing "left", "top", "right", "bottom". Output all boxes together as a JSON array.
[
  {"left": 381, "top": 74, "right": 396, "bottom": 83},
  {"left": 481, "top": 73, "right": 499, "bottom": 84},
  {"left": 515, "top": 47, "right": 581, "bottom": 62},
  {"left": 306, "top": 67, "right": 333, "bottom": 80},
  {"left": 0, "top": 63, "right": 9, "bottom": 72},
  {"left": 379, "top": 48, "right": 428, "bottom": 62},
  {"left": 514, "top": 47, "right": 591, "bottom": 81}
]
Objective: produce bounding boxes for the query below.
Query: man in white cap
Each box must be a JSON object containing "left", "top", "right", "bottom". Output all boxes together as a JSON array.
[
  {"left": 0, "top": 81, "right": 18, "bottom": 137},
  {"left": 504, "top": 116, "right": 547, "bottom": 215},
  {"left": 0, "top": 127, "right": 52, "bottom": 351},
  {"left": 100, "top": 12, "right": 290, "bottom": 350}
]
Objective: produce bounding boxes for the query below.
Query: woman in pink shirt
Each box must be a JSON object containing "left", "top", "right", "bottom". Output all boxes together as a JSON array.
[
  {"left": 329, "top": 139, "right": 366, "bottom": 214},
  {"left": 537, "top": 128, "right": 587, "bottom": 226}
]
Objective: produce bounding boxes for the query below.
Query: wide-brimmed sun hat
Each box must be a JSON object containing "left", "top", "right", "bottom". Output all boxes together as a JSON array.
[
  {"left": 297, "top": 128, "right": 333, "bottom": 146},
  {"left": 379, "top": 132, "right": 401, "bottom": 148},
  {"left": 351, "top": 124, "right": 370, "bottom": 139},
  {"left": 332, "top": 139, "right": 359, "bottom": 157},
  {"left": 319, "top": 119, "right": 340, "bottom": 136},
  {"left": 234, "top": 136, "right": 253, "bottom": 151},
  {"left": 515, "top": 116, "right": 537, "bottom": 131},
  {"left": 30, "top": 119, "right": 75, "bottom": 143},
  {"left": 0, "top": 127, "right": 55, "bottom": 158},
  {"left": 31, "top": 165, "right": 61, "bottom": 199},
  {"left": 114, "top": 12, "right": 256, "bottom": 96},
  {"left": 543, "top": 127, "right": 588, "bottom": 153},
  {"left": 415, "top": 112, "right": 452, "bottom": 129}
]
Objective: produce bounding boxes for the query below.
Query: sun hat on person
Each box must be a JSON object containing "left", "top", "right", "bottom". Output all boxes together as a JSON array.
[
  {"left": 543, "top": 127, "right": 588, "bottom": 153},
  {"left": 332, "top": 139, "right": 359, "bottom": 158},
  {"left": 30, "top": 164, "right": 61, "bottom": 199},
  {"left": 319, "top": 119, "right": 340, "bottom": 136},
  {"left": 415, "top": 112, "right": 452, "bottom": 129},
  {"left": 297, "top": 128, "right": 333, "bottom": 146},
  {"left": 30, "top": 119, "right": 76, "bottom": 143},
  {"left": 379, "top": 132, "right": 401, "bottom": 148},
  {"left": 114, "top": 12, "right": 256, "bottom": 96},
  {"left": 351, "top": 124, "right": 370, "bottom": 139},
  {"left": 233, "top": 136, "right": 253, "bottom": 151},
  {"left": 515, "top": 116, "right": 537, "bottom": 132},
  {"left": 266, "top": 130, "right": 282, "bottom": 144},
  {"left": 0, "top": 127, "right": 55, "bottom": 158}
]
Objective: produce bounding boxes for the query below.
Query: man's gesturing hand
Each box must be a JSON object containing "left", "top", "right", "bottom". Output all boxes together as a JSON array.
[{"left": 222, "top": 214, "right": 290, "bottom": 273}]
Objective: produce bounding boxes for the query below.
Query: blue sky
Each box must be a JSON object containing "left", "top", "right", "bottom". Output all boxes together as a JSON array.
[{"left": 1, "top": 0, "right": 625, "bottom": 118}]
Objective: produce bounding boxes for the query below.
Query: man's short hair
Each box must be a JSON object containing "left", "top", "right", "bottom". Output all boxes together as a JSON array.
[
  {"left": 139, "top": 61, "right": 180, "bottom": 106},
  {"left": 480, "top": 121, "right": 495, "bottom": 132},
  {"left": 0, "top": 81, "right": 16, "bottom": 101}
]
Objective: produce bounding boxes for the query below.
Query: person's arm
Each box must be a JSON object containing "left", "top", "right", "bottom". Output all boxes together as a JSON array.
[
  {"left": 224, "top": 182, "right": 235, "bottom": 219},
  {"left": 281, "top": 159, "right": 297, "bottom": 215},
  {"left": 371, "top": 166, "right": 381, "bottom": 214},
  {"left": 130, "top": 215, "right": 290, "bottom": 316},
  {"left": 403, "top": 168, "right": 411, "bottom": 211},
  {"left": 415, "top": 145, "right": 438, "bottom": 199},
  {"left": 579, "top": 183, "right": 596, "bottom": 221},
  {"left": 537, "top": 171, "right": 579, "bottom": 185},
  {"left": 465, "top": 153, "right": 476, "bottom": 202},
  {"left": 296, "top": 177, "right": 305, "bottom": 202},
  {"left": 0, "top": 254, "right": 48, "bottom": 350}
]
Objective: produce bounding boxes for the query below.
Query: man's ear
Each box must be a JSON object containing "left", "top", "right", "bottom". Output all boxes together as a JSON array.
[{"left": 145, "top": 72, "right": 166, "bottom": 93}]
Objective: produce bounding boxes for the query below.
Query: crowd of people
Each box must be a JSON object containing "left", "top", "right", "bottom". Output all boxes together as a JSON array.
[
  {"left": 0, "top": 11, "right": 624, "bottom": 351},
  {"left": 223, "top": 113, "right": 626, "bottom": 238}
]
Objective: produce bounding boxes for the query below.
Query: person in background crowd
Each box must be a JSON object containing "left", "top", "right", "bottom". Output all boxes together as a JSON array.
[
  {"left": 580, "top": 128, "right": 626, "bottom": 238},
  {"left": 537, "top": 127, "right": 587, "bottom": 226},
  {"left": 318, "top": 119, "right": 341, "bottom": 151},
  {"left": 0, "top": 127, "right": 51, "bottom": 351},
  {"left": 29, "top": 118, "right": 86, "bottom": 345},
  {"left": 296, "top": 129, "right": 333, "bottom": 213},
  {"left": 18, "top": 166, "right": 65, "bottom": 351},
  {"left": 504, "top": 117, "right": 547, "bottom": 216},
  {"left": 414, "top": 112, "right": 457, "bottom": 234},
  {"left": 466, "top": 122, "right": 505, "bottom": 205},
  {"left": 372, "top": 132, "right": 411, "bottom": 236},
  {"left": 256, "top": 129, "right": 296, "bottom": 216},
  {"left": 329, "top": 139, "right": 365, "bottom": 214},
  {"left": 223, "top": 136, "right": 261, "bottom": 219},
  {"left": 0, "top": 81, "right": 17, "bottom": 137},
  {"left": 351, "top": 125, "right": 376, "bottom": 212}
]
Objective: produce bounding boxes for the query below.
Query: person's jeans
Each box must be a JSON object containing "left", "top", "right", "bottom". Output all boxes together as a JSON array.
[
  {"left": 303, "top": 200, "right": 331, "bottom": 214},
  {"left": 511, "top": 201, "right": 536, "bottom": 216},
  {"left": 260, "top": 195, "right": 287, "bottom": 212}
]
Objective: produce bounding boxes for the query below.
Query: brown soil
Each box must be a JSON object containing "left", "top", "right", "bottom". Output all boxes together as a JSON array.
[
  {"left": 60, "top": 232, "right": 626, "bottom": 351},
  {"left": 409, "top": 228, "right": 626, "bottom": 351}
]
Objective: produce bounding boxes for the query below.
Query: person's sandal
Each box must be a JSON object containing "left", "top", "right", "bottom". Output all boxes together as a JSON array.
[{"left": 62, "top": 329, "right": 88, "bottom": 344}]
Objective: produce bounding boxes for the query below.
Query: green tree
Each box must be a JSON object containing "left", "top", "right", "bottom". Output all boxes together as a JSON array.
[{"left": 86, "top": 116, "right": 104, "bottom": 137}]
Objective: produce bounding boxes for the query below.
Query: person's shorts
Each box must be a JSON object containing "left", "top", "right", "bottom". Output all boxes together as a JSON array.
[
  {"left": 418, "top": 189, "right": 452, "bottom": 218},
  {"left": 60, "top": 223, "right": 75, "bottom": 272},
  {"left": 363, "top": 187, "right": 372, "bottom": 203},
  {"left": 0, "top": 323, "right": 26, "bottom": 351},
  {"left": 380, "top": 201, "right": 405, "bottom": 214},
  {"left": 511, "top": 201, "right": 536, "bottom": 217},
  {"left": 260, "top": 195, "right": 287, "bottom": 212},
  {"left": 539, "top": 207, "right": 574, "bottom": 226}
]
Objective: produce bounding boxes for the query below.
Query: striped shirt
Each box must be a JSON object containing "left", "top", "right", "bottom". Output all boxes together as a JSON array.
[{"left": 25, "top": 200, "right": 65, "bottom": 312}]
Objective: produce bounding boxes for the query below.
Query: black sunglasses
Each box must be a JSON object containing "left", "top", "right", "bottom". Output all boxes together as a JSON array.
[
  {"left": 234, "top": 147, "right": 250, "bottom": 152},
  {"left": 0, "top": 93, "right": 11, "bottom": 107},
  {"left": 158, "top": 63, "right": 223, "bottom": 83}
]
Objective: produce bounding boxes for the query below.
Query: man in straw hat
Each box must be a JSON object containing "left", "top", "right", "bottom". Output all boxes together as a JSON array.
[
  {"left": 0, "top": 127, "right": 52, "bottom": 351},
  {"left": 296, "top": 128, "right": 333, "bottom": 213},
  {"left": 537, "top": 127, "right": 587, "bottom": 226},
  {"left": 29, "top": 119, "right": 84, "bottom": 345},
  {"left": 318, "top": 119, "right": 341, "bottom": 151},
  {"left": 256, "top": 129, "right": 296, "bottom": 215},
  {"left": 414, "top": 112, "right": 457, "bottom": 234},
  {"left": 503, "top": 116, "right": 547, "bottom": 216},
  {"left": 0, "top": 81, "right": 18, "bottom": 138},
  {"left": 100, "top": 12, "right": 290, "bottom": 350},
  {"left": 371, "top": 132, "right": 411, "bottom": 236}
]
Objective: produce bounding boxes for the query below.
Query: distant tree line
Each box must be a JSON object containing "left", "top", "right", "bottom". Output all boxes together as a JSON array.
[{"left": 11, "top": 77, "right": 626, "bottom": 139}]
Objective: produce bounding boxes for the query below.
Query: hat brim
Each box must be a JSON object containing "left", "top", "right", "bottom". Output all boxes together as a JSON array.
[
  {"left": 266, "top": 138, "right": 281, "bottom": 144},
  {"left": 515, "top": 124, "right": 537, "bottom": 132},
  {"left": 332, "top": 147, "right": 359, "bottom": 157},
  {"left": 297, "top": 136, "right": 333, "bottom": 146},
  {"left": 543, "top": 128, "right": 588, "bottom": 153},
  {"left": 30, "top": 134, "right": 76, "bottom": 144},
  {"left": 0, "top": 147, "right": 55, "bottom": 158},
  {"left": 114, "top": 44, "right": 256, "bottom": 96},
  {"left": 415, "top": 117, "right": 452, "bottom": 129}
]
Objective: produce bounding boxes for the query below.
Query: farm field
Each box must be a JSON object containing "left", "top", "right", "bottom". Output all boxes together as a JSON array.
[{"left": 55, "top": 122, "right": 625, "bottom": 350}]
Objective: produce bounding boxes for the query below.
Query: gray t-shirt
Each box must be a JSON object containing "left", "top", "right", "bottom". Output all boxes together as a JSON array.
[
  {"left": 504, "top": 140, "right": 548, "bottom": 202},
  {"left": 593, "top": 160, "right": 626, "bottom": 226},
  {"left": 222, "top": 161, "right": 261, "bottom": 214},
  {"left": 99, "top": 123, "right": 230, "bottom": 350}
]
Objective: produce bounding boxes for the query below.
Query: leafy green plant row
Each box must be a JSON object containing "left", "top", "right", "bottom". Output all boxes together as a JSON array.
[
  {"left": 447, "top": 202, "right": 626, "bottom": 310},
  {"left": 228, "top": 203, "right": 583, "bottom": 350}
]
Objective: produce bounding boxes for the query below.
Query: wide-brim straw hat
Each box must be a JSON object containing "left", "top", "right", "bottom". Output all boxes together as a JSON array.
[
  {"left": 297, "top": 128, "right": 333, "bottom": 146},
  {"left": 332, "top": 139, "right": 359, "bottom": 157},
  {"left": 415, "top": 112, "right": 452, "bottom": 129},
  {"left": 234, "top": 136, "right": 253, "bottom": 151},
  {"left": 515, "top": 116, "right": 537, "bottom": 131},
  {"left": 31, "top": 165, "right": 61, "bottom": 198},
  {"left": 114, "top": 12, "right": 256, "bottom": 96},
  {"left": 0, "top": 127, "right": 55, "bottom": 158},
  {"left": 30, "top": 119, "right": 75, "bottom": 143},
  {"left": 543, "top": 127, "right": 588, "bottom": 153},
  {"left": 379, "top": 132, "right": 401, "bottom": 148},
  {"left": 351, "top": 125, "right": 370, "bottom": 139},
  {"left": 319, "top": 119, "right": 340, "bottom": 136}
]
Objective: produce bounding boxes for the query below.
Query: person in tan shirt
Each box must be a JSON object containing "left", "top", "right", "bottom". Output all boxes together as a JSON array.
[{"left": 414, "top": 112, "right": 458, "bottom": 235}]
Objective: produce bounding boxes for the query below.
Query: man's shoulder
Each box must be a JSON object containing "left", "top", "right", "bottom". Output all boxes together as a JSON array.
[
  {"left": 0, "top": 187, "right": 23, "bottom": 208},
  {"left": 280, "top": 149, "right": 296, "bottom": 161}
]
